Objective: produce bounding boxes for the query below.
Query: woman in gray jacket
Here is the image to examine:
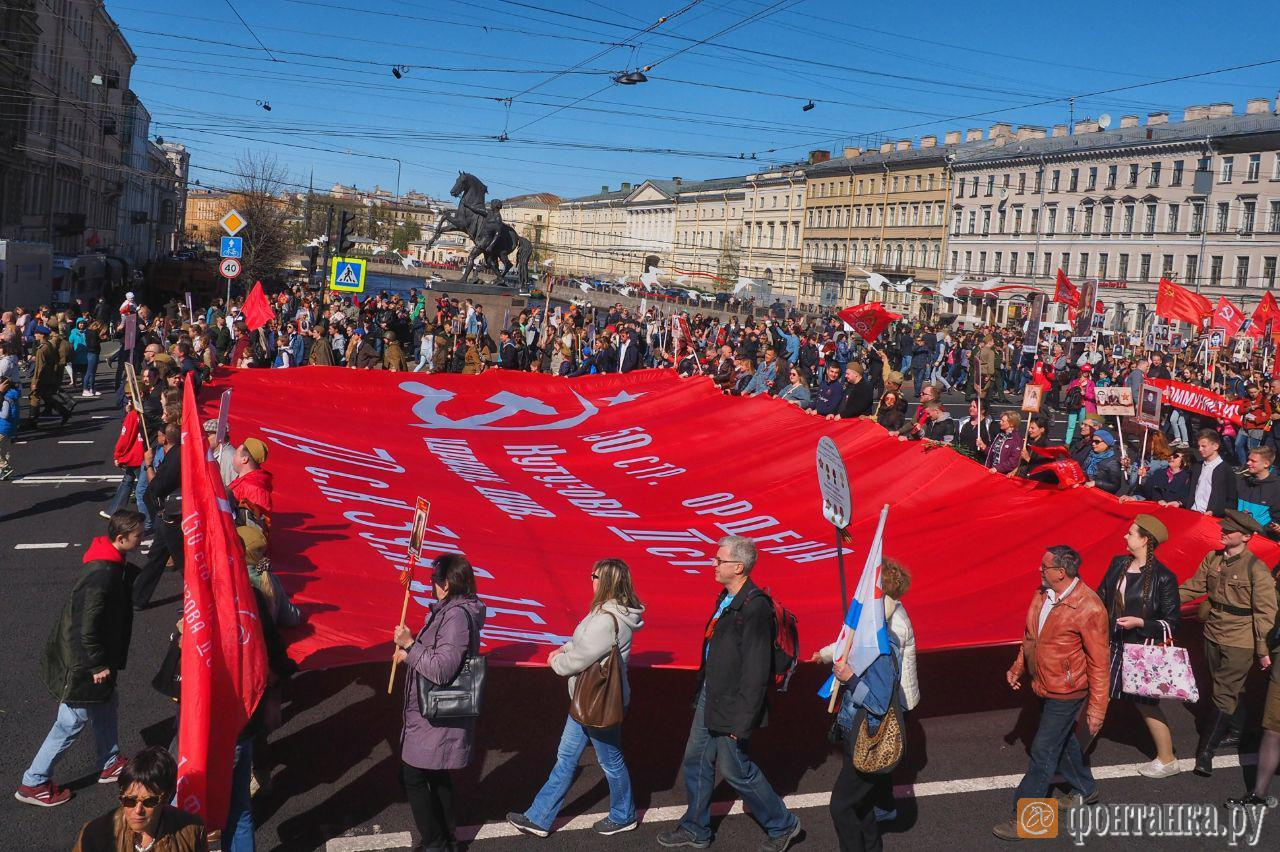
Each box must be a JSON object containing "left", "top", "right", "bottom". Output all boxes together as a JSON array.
[
  {"left": 507, "top": 558, "right": 645, "bottom": 838},
  {"left": 393, "top": 553, "right": 486, "bottom": 852}
]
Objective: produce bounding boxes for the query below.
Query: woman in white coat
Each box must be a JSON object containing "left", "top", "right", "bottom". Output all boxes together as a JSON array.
[
  {"left": 814, "top": 559, "right": 919, "bottom": 826},
  {"left": 507, "top": 558, "right": 645, "bottom": 838}
]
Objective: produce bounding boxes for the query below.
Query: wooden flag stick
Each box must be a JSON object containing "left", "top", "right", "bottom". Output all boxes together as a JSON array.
[
  {"left": 124, "top": 363, "right": 151, "bottom": 452},
  {"left": 388, "top": 500, "right": 431, "bottom": 694}
]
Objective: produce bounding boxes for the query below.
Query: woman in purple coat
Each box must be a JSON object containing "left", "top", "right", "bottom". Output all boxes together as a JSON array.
[
  {"left": 393, "top": 554, "right": 487, "bottom": 852},
  {"left": 985, "top": 410, "right": 1025, "bottom": 475}
]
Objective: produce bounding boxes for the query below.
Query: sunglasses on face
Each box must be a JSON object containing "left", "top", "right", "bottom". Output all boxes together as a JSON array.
[{"left": 120, "top": 794, "right": 162, "bottom": 809}]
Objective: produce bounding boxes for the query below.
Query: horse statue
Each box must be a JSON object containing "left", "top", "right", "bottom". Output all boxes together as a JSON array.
[{"left": 421, "top": 171, "right": 533, "bottom": 287}]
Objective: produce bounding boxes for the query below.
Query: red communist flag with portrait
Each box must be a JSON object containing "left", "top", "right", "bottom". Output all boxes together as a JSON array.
[
  {"left": 1248, "top": 291, "right": 1280, "bottom": 340},
  {"left": 1155, "top": 277, "right": 1213, "bottom": 327},
  {"left": 838, "top": 302, "right": 902, "bottom": 343},
  {"left": 177, "top": 381, "right": 268, "bottom": 829},
  {"left": 1052, "top": 268, "right": 1080, "bottom": 308}
]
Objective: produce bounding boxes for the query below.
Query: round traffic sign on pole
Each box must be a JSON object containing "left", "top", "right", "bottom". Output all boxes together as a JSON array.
[{"left": 220, "top": 258, "right": 242, "bottom": 278}]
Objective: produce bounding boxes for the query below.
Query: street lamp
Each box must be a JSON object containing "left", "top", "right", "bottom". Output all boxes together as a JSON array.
[
  {"left": 392, "top": 65, "right": 410, "bottom": 79},
  {"left": 614, "top": 70, "right": 648, "bottom": 85}
]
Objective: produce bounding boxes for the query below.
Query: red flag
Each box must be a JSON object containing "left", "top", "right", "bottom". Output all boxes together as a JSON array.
[
  {"left": 1212, "top": 296, "right": 1245, "bottom": 336},
  {"left": 242, "top": 281, "right": 274, "bottom": 331},
  {"left": 1155, "top": 278, "right": 1212, "bottom": 327},
  {"left": 1052, "top": 269, "right": 1079, "bottom": 308},
  {"left": 1248, "top": 291, "right": 1280, "bottom": 340},
  {"left": 839, "top": 302, "right": 902, "bottom": 343},
  {"left": 176, "top": 381, "right": 268, "bottom": 829}
]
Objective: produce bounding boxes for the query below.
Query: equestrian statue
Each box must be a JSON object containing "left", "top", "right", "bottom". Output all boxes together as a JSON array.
[{"left": 422, "top": 171, "right": 533, "bottom": 286}]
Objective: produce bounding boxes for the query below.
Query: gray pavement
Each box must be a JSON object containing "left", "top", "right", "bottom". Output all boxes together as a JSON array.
[{"left": 0, "top": 362, "right": 1276, "bottom": 851}]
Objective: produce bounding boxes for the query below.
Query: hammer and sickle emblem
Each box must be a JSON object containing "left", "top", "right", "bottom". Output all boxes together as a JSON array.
[{"left": 399, "top": 382, "right": 600, "bottom": 431}]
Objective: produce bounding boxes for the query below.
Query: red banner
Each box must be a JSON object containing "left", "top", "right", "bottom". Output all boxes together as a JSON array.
[
  {"left": 178, "top": 382, "right": 268, "bottom": 828},
  {"left": 200, "top": 368, "right": 1276, "bottom": 670},
  {"left": 1146, "top": 378, "right": 1247, "bottom": 426},
  {"left": 838, "top": 302, "right": 901, "bottom": 343}
]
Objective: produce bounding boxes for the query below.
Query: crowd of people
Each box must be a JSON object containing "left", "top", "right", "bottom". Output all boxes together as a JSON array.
[{"left": 5, "top": 281, "right": 1280, "bottom": 852}]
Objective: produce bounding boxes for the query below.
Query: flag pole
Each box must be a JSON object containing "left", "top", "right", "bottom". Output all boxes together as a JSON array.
[
  {"left": 827, "top": 503, "right": 889, "bottom": 713},
  {"left": 388, "top": 500, "right": 431, "bottom": 694}
]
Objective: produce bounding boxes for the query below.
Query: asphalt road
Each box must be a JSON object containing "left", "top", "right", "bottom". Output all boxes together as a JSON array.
[{"left": 1, "top": 360, "right": 1276, "bottom": 852}]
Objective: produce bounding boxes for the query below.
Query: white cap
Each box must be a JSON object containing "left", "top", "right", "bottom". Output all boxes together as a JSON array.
[{"left": 125, "top": 291, "right": 135, "bottom": 300}]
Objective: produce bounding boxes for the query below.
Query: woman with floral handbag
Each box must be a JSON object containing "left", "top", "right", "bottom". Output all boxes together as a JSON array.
[
  {"left": 506, "top": 558, "right": 645, "bottom": 839},
  {"left": 1095, "top": 514, "right": 1184, "bottom": 779}
]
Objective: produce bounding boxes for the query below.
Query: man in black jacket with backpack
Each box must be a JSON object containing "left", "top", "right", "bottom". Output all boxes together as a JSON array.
[{"left": 658, "top": 535, "right": 800, "bottom": 851}]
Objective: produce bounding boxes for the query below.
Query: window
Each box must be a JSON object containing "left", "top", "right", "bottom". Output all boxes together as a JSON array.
[
  {"left": 1034, "top": 170, "right": 1043, "bottom": 193},
  {"left": 1060, "top": 252, "right": 1070, "bottom": 276},
  {"left": 1118, "top": 254, "right": 1130, "bottom": 281},
  {"left": 979, "top": 251, "right": 987, "bottom": 273},
  {"left": 967, "top": 211, "right": 976, "bottom": 234},
  {"left": 1102, "top": 205, "right": 1114, "bottom": 234},
  {"left": 1139, "top": 253, "right": 1152, "bottom": 282},
  {"left": 970, "top": 179, "right": 978, "bottom": 197},
  {"left": 1030, "top": 207, "right": 1040, "bottom": 233},
  {"left": 1275, "top": 154, "right": 1280, "bottom": 180},
  {"left": 1210, "top": 255, "right": 1224, "bottom": 285},
  {"left": 1167, "top": 204, "right": 1180, "bottom": 234},
  {"left": 986, "top": 175, "right": 995, "bottom": 196},
  {"left": 1127, "top": 163, "right": 1139, "bottom": 186},
  {"left": 1171, "top": 160, "right": 1184, "bottom": 186},
  {"left": 1236, "top": 256, "right": 1250, "bottom": 288},
  {"left": 1216, "top": 202, "right": 1230, "bottom": 232},
  {"left": 1013, "top": 208, "right": 1024, "bottom": 235},
  {"left": 982, "top": 209, "right": 991, "bottom": 235},
  {"left": 1086, "top": 167, "right": 1097, "bottom": 191},
  {"left": 1050, "top": 170, "right": 1060, "bottom": 192},
  {"left": 1098, "top": 253, "right": 1108, "bottom": 280},
  {"left": 1066, "top": 208, "right": 1075, "bottom": 233},
  {"left": 996, "top": 209, "right": 1006, "bottom": 233},
  {"left": 1265, "top": 257, "right": 1277, "bottom": 289},
  {"left": 1242, "top": 201, "right": 1256, "bottom": 234},
  {"left": 1191, "top": 202, "right": 1205, "bottom": 234},
  {"left": 1069, "top": 168, "right": 1079, "bottom": 192},
  {"left": 1161, "top": 254, "right": 1174, "bottom": 279},
  {"left": 1220, "top": 156, "right": 1233, "bottom": 183},
  {"left": 1010, "top": 251, "right": 1019, "bottom": 275},
  {"left": 1122, "top": 204, "right": 1135, "bottom": 233},
  {"left": 1247, "top": 154, "right": 1261, "bottom": 182},
  {"left": 1046, "top": 207, "right": 1057, "bottom": 235},
  {"left": 1148, "top": 162, "right": 1161, "bottom": 187},
  {"left": 1185, "top": 255, "right": 1199, "bottom": 285},
  {"left": 993, "top": 251, "right": 1002, "bottom": 273},
  {"left": 1106, "top": 165, "right": 1118, "bottom": 189},
  {"left": 953, "top": 211, "right": 962, "bottom": 235},
  {"left": 1083, "top": 207, "right": 1094, "bottom": 235},
  {"left": 1002, "top": 173, "right": 1011, "bottom": 189},
  {"left": 1017, "top": 172, "right": 1026, "bottom": 194},
  {"left": 950, "top": 250, "right": 958, "bottom": 272},
  {"left": 1144, "top": 203, "right": 1157, "bottom": 233},
  {"left": 1026, "top": 253, "right": 1035, "bottom": 276},
  {"left": 1272, "top": 200, "right": 1280, "bottom": 233},
  {"left": 1042, "top": 252, "right": 1052, "bottom": 277},
  {"left": 1079, "top": 253, "right": 1090, "bottom": 278}
]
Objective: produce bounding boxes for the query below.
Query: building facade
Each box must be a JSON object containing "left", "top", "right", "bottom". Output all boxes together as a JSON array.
[
  {"left": 185, "top": 189, "right": 232, "bottom": 245},
  {"left": 547, "top": 184, "right": 629, "bottom": 278},
  {"left": 671, "top": 176, "right": 746, "bottom": 283},
  {"left": 20, "top": 0, "right": 137, "bottom": 254},
  {"left": 501, "top": 193, "right": 560, "bottom": 265},
  {"left": 0, "top": 0, "right": 38, "bottom": 239},
  {"left": 740, "top": 164, "right": 806, "bottom": 300},
  {"left": 948, "top": 101, "right": 1280, "bottom": 329}
]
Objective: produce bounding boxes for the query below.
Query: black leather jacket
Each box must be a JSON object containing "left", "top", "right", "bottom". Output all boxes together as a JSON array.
[{"left": 1095, "top": 555, "right": 1181, "bottom": 645}]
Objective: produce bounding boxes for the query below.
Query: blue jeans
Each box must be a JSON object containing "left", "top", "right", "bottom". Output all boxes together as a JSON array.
[
  {"left": 225, "top": 738, "right": 255, "bottom": 851},
  {"left": 1169, "top": 410, "right": 1188, "bottom": 445},
  {"left": 525, "top": 715, "right": 635, "bottom": 830},
  {"left": 106, "top": 466, "right": 139, "bottom": 515},
  {"left": 83, "top": 352, "right": 99, "bottom": 393},
  {"left": 678, "top": 690, "right": 796, "bottom": 842},
  {"left": 1014, "top": 697, "right": 1095, "bottom": 804},
  {"left": 136, "top": 465, "right": 153, "bottom": 530},
  {"left": 22, "top": 692, "right": 120, "bottom": 786}
]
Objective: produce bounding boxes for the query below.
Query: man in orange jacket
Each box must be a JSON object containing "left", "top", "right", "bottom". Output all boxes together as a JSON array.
[{"left": 994, "top": 545, "right": 1110, "bottom": 840}]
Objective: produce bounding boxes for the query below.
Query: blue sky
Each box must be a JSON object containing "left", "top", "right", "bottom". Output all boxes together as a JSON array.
[{"left": 112, "top": 0, "right": 1280, "bottom": 202}]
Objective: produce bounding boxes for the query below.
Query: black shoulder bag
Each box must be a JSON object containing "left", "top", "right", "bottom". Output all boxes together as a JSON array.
[{"left": 415, "top": 605, "right": 487, "bottom": 720}]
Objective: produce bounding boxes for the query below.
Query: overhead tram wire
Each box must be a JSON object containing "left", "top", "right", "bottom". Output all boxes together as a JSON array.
[{"left": 221, "top": 0, "right": 279, "bottom": 62}]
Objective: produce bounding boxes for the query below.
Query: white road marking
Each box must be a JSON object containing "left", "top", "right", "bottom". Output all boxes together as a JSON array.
[
  {"left": 15, "top": 475, "right": 121, "bottom": 484},
  {"left": 324, "top": 754, "right": 1252, "bottom": 849},
  {"left": 15, "top": 543, "right": 69, "bottom": 550},
  {"left": 92, "top": 415, "right": 110, "bottom": 419},
  {"left": 57, "top": 440, "right": 94, "bottom": 444}
]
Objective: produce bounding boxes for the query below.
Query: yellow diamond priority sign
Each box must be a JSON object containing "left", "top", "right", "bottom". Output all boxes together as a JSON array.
[{"left": 220, "top": 209, "right": 247, "bottom": 236}]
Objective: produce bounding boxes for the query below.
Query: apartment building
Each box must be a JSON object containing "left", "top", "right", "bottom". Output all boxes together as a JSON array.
[
  {"left": 671, "top": 175, "right": 747, "bottom": 282},
  {"left": 740, "top": 164, "right": 806, "bottom": 300}
]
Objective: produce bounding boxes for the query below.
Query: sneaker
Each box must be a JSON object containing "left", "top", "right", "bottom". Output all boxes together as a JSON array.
[
  {"left": 14, "top": 782, "right": 71, "bottom": 807},
  {"left": 92, "top": 391, "right": 102, "bottom": 397},
  {"left": 992, "top": 819, "right": 1022, "bottom": 841},
  {"left": 99, "top": 510, "right": 111, "bottom": 519},
  {"left": 758, "top": 820, "right": 801, "bottom": 852},
  {"left": 505, "top": 813, "right": 549, "bottom": 838},
  {"left": 593, "top": 816, "right": 637, "bottom": 836},
  {"left": 82, "top": 391, "right": 93, "bottom": 398},
  {"left": 60, "top": 411, "right": 71, "bottom": 426},
  {"left": 0, "top": 467, "right": 13, "bottom": 481},
  {"left": 1054, "top": 788, "right": 1100, "bottom": 809},
  {"left": 1138, "top": 757, "right": 1181, "bottom": 779},
  {"left": 657, "top": 828, "right": 711, "bottom": 848},
  {"left": 99, "top": 754, "right": 127, "bottom": 783}
]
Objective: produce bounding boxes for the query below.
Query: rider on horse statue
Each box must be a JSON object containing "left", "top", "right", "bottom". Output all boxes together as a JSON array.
[{"left": 464, "top": 197, "right": 505, "bottom": 258}]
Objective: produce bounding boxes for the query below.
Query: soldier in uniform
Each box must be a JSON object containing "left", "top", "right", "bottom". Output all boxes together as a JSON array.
[{"left": 1178, "top": 509, "right": 1279, "bottom": 776}]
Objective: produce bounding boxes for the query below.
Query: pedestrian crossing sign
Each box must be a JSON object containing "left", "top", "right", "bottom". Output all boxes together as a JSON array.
[{"left": 329, "top": 257, "right": 366, "bottom": 292}]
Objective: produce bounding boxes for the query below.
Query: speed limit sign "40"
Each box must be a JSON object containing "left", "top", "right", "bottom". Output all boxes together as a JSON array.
[{"left": 220, "top": 257, "right": 241, "bottom": 278}]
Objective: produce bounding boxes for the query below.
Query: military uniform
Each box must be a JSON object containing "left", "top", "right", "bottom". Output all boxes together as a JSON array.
[{"left": 1179, "top": 509, "right": 1279, "bottom": 775}]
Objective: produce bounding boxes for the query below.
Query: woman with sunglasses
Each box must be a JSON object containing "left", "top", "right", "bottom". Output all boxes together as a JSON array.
[
  {"left": 778, "top": 367, "right": 813, "bottom": 410},
  {"left": 1080, "top": 428, "right": 1124, "bottom": 494},
  {"left": 507, "top": 558, "right": 645, "bottom": 838},
  {"left": 73, "top": 745, "right": 207, "bottom": 851}
]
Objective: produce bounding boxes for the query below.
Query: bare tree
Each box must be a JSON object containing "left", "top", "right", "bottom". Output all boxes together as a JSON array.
[{"left": 233, "top": 152, "right": 296, "bottom": 285}]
